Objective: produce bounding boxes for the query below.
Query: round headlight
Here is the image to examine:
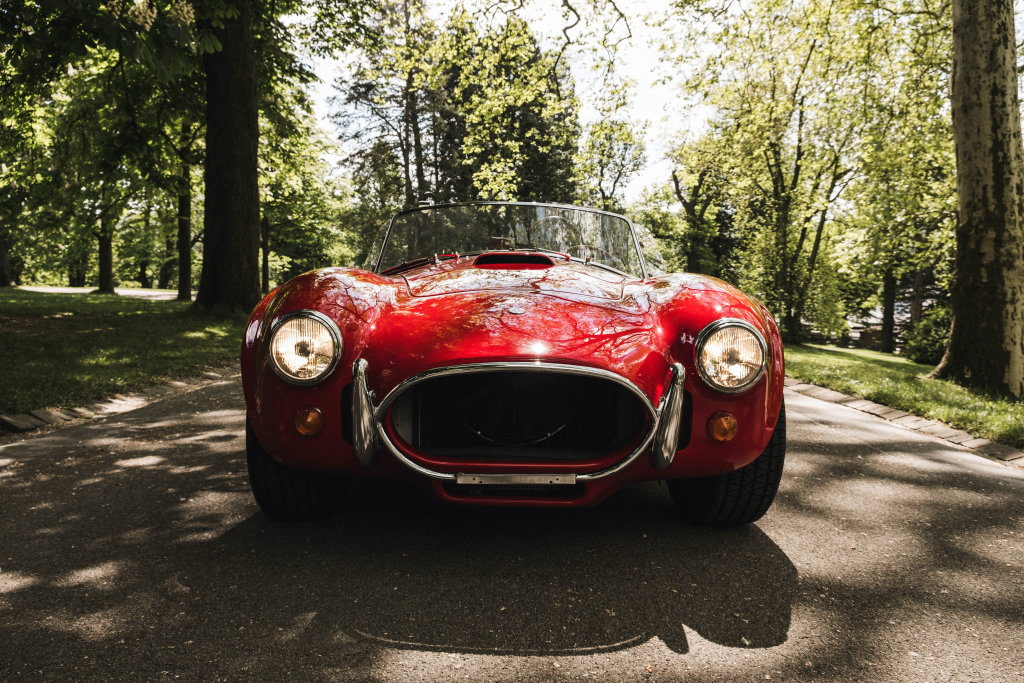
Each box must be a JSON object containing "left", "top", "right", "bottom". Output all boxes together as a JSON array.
[
  {"left": 695, "top": 320, "right": 767, "bottom": 393},
  {"left": 268, "top": 312, "right": 342, "bottom": 384}
]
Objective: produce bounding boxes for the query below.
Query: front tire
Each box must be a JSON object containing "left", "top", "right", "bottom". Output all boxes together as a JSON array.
[
  {"left": 668, "top": 401, "right": 786, "bottom": 526},
  {"left": 246, "top": 417, "right": 345, "bottom": 521}
]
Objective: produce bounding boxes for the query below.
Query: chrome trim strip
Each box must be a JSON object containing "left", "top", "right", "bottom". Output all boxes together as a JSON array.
[
  {"left": 369, "top": 361, "right": 661, "bottom": 482},
  {"left": 650, "top": 363, "right": 685, "bottom": 471},
  {"left": 267, "top": 310, "right": 343, "bottom": 386},
  {"left": 456, "top": 473, "right": 577, "bottom": 486},
  {"left": 375, "top": 420, "right": 455, "bottom": 480},
  {"left": 351, "top": 359, "right": 378, "bottom": 467},
  {"left": 693, "top": 318, "right": 769, "bottom": 395}
]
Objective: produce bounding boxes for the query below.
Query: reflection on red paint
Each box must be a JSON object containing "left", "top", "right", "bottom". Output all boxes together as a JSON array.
[{"left": 240, "top": 261, "right": 785, "bottom": 507}]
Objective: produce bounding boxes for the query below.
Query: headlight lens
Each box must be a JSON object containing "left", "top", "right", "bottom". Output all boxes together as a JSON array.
[
  {"left": 696, "top": 321, "right": 766, "bottom": 393},
  {"left": 269, "top": 314, "right": 341, "bottom": 383}
]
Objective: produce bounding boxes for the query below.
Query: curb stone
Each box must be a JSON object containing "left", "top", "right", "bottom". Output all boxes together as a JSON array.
[
  {"left": 783, "top": 376, "right": 1024, "bottom": 468},
  {"left": 0, "top": 364, "right": 240, "bottom": 440}
]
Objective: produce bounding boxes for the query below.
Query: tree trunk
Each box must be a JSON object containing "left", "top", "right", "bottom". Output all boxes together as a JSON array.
[
  {"left": 411, "top": 90, "right": 428, "bottom": 201},
  {"left": 0, "top": 228, "right": 14, "bottom": 287},
  {"left": 932, "top": 0, "right": 1024, "bottom": 396},
  {"left": 881, "top": 269, "right": 896, "bottom": 354},
  {"left": 139, "top": 196, "right": 152, "bottom": 288},
  {"left": 97, "top": 221, "right": 115, "bottom": 294},
  {"left": 261, "top": 214, "right": 270, "bottom": 295},
  {"left": 177, "top": 158, "right": 192, "bottom": 302},
  {"left": 194, "top": 0, "right": 261, "bottom": 312},
  {"left": 158, "top": 234, "right": 175, "bottom": 289},
  {"left": 69, "top": 250, "right": 87, "bottom": 287}
]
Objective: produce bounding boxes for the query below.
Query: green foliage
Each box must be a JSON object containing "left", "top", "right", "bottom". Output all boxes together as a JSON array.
[
  {"left": 904, "top": 307, "right": 952, "bottom": 366},
  {"left": 334, "top": 2, "right": 580, "bottom": 221},
  {"left": 654, "top": 0, "right": 957, "bottom": 344},
  {"left": 576, "top": 80, "right": 646, "bottom": 212}
]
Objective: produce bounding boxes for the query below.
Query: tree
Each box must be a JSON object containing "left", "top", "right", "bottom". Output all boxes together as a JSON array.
[
  {"left": 667, "top": 130, "right": 729, "bottom": 274},
  {"left": 930, "top": 0, "right": 1024, "bottom": 397},
  {"left": 576, "top": 81, "right": 646, "bottom": 212},
  {"left": 832, "top": 0, "right": 956, "bottom": 353},
  {"left": 259, "top": 85, "right": 349, "bottom": 290},
  {"left": 334, "top": 4, "right": 579, "bottom": 210},
  {"left": 662, "top": 0, "right": 865, "bottom": 340},
  {"left": 2, "top": 0, "right": 377, "bottom": 311},
  {"left": 192, "top": 0, "right": 261, "bottom": 310}
]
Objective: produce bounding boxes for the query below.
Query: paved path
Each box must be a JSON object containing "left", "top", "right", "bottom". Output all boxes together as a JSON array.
[
  {"left": 18, "top": 286, "right": 192, "bottom": 301},
  {"left": 1, "top": 380, "right": 1022, "bottom": 681}
]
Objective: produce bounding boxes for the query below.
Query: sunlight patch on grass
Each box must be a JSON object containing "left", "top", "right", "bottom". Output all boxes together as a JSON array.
[{"left": 0, "top": 289, "right": 247, "bottom": 414}]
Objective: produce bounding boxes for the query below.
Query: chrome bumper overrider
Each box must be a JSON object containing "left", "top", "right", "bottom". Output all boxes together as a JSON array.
[{"left": 351, "top": 360, "right": 685, "bottom": 483}]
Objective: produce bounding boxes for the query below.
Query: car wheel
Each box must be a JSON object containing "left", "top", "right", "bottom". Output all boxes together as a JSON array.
[
  {"left": 668, "top": 400, "right": 786, "bottom": 526},
  {"left": 246, "top": 417, "right": 345, "bottom": 521}
]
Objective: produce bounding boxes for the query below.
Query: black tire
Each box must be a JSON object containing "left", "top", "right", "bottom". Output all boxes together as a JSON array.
[
  {"left": 246, "top": 417, "right": 345, "bottom": 521},
  {"left": 668, "top": 400, "right": 786, "bottom": 526}
]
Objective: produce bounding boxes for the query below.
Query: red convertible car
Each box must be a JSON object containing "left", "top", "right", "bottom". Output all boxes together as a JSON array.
[{"left": 241, "top": 202, "right": 785, "bottom": 525}]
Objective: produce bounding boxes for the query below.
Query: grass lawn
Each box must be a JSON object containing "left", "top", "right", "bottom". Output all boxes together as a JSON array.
[
  {"left": 0, "top": 288, "right": 248, "bottom": 415},
  {"left": 786, "top": 343, "right": 1024, "bottom": 449}
]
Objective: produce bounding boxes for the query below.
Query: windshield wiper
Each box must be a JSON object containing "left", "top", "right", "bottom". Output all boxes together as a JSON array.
[
  {"left": 382, "top": 252, "right": 462, "bottom": 276},
  {"left": 381, "top": 256, "right": 432, "bottom": 276}
]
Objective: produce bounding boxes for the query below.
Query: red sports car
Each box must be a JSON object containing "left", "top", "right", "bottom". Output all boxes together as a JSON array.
[{"left": 241, "top": 202, "right": 785, "bottom": 524}]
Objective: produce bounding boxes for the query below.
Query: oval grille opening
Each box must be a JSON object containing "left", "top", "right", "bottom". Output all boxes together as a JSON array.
[{"left": 390, "top": 370, "right": 648, "bottom": 462}]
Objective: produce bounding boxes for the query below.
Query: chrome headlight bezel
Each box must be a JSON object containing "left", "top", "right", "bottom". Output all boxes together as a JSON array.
[
  {"left": 693, "top": 318, "right": 768, "bottom": 394},
  {"left": 267, "top": 310, "right": 343, "bottom": 386}
]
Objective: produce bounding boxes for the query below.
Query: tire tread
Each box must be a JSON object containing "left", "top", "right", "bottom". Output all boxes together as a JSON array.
[
  {"left": 246, "top": 418, "right": 344, "bottom": 521},
  {"left": 669, "top": 401, "right": 786, "bottom": 526}
]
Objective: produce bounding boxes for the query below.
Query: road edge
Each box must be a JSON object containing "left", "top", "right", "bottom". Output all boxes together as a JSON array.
[
  {"left": 784, "top": 376, "right": 1024, "bottom": 469},
  {"left": 0, "top": 365, "right": 241, "bottom": 444}
]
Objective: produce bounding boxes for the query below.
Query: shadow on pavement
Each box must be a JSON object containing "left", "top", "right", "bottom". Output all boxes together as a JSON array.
[
  {"left": 2, "top": 382, "right": 1023, "bottom": 682},
  {"left": 222, "top": 479, "right": 797, "bottom": 655}
]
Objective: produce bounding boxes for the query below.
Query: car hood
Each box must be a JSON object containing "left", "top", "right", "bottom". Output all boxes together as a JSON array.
[
  {"left": 254, "top": 266, "right": 777, "bottom": 403},
  {"left": 402, "top": 259, "right": 626, "bottom": 301}
]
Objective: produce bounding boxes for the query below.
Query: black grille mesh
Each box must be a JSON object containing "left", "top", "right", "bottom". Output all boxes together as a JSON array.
[{"left": 390, "top": 370, "right": 647, "bottom": 462}]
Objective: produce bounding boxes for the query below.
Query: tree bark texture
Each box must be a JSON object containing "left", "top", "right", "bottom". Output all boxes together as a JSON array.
[
  {"left": 158, "top": 235, "right": 175, "bottom": 289},
  {"left": 194, "top": 0, "right": 261, "bottom": 312},
  {"left": 0, "top": 228, "right": 14, "bottom": 286},
  {"left": 261, "top": 214, "right": 270, "bottom": 295},
  {"left": 933, "top": 0, "right": 1024, "bottom": 396},
  {"left": 97, "top": 223, "right": 115, "bottom": 294},
  {"left": 177, "top": 159, "right": 192, "bottom": 302}
]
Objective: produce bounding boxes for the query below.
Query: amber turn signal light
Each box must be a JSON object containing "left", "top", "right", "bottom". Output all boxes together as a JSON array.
[
  {"left": 707, "top": 412, "right": 738, "bottom": 442},
  {"left": 294, "top": 406, "right": 325, "bottom": 437}
]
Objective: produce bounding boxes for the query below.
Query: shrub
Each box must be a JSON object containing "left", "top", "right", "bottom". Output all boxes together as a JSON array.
[{"left": 904, "top": 307, "right": 952, "bottom": 366}]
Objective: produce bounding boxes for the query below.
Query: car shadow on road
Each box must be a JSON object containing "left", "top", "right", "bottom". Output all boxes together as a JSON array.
[{"left": 215, "top": 479, "right": 797, "bottom": 656}]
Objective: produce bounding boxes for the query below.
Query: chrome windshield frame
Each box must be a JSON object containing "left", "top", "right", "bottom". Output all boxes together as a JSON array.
[{"left": 367, "top": 201, "right": 649, "bottom": 280}]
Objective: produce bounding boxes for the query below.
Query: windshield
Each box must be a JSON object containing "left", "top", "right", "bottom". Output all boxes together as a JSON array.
[{"left": 373, "top": 203, "right": 645, "bottom": 278}]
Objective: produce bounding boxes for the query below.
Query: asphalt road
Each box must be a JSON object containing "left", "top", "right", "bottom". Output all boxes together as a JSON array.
[{"left": 1, "top": 377, "right": 1022, "bottom": 682}]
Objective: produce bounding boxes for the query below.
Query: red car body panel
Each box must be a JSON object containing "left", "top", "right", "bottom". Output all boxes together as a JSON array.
[{"left": 241, "top": 258, "right": 785, "bottom": 507}]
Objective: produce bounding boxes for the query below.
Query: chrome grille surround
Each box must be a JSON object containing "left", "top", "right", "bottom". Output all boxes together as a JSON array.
[{"left": 360, "top": 361, "right": 668, "bottom": 482}]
